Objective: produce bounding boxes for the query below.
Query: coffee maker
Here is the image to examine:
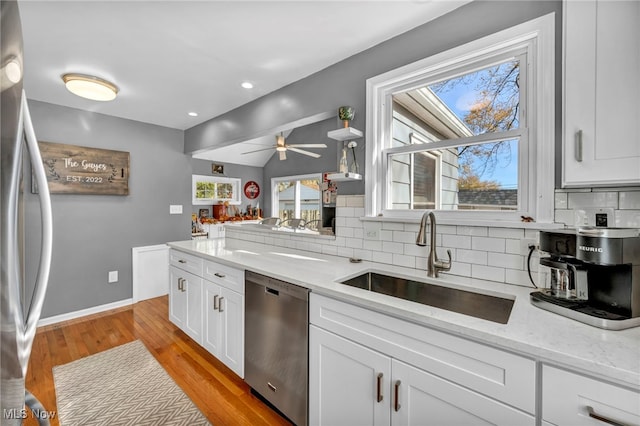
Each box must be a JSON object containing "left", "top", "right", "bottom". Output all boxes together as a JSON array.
[{"left": 531, "top": 228, "right": 640, "bottom": 330}]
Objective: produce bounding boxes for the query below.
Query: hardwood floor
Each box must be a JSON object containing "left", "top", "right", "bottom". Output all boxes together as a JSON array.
[{"left": 25, "top": 296, "right": 291, "bottom": 426}]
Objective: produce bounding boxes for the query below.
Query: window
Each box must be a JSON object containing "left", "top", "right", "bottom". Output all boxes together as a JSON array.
[
  {"left": 271, "top": 174, "right": 322, "bottom": 224},
  {"left": 192, "top": 175, "right": 241, "bottom": 205},
  {"left": 365, "top": 14, "right": 555, "bottom": 223}
]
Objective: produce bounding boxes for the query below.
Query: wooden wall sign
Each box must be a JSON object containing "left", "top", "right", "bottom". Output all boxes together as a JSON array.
[{"left": 36, "top": 141, "right": 130, "bottom": 195}]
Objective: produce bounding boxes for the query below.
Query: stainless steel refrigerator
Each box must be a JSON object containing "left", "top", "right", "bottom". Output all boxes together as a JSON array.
[{"left": 1, "top": 1, "right": 53, "bottom": 424}]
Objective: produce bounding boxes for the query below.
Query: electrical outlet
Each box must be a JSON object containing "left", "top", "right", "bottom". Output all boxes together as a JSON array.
[
  {"left": 363, "top": 221, "right": 381, "bottom": 240},
  {"left": 520, "top": 238, "right": 538, "bottom": 254},
  {"left": 108, "top": 270, "right": 118, "bottom": 283},
  {"left": 169, "top": 204, "right": 183, "bottom": 215},
  {"left": 575, "top": 208, "right": 614, "bottom": 227}
]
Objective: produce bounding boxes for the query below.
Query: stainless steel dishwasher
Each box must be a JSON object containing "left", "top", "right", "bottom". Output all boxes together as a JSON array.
[{"left": 245, "top": 271, "right": 309, "bottom": 426}]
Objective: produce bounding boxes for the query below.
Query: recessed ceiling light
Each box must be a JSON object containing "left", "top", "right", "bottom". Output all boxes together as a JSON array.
[
  {"left": 241, "top": 81, "right": 254, "bottom": 89},
  {"left": 62, "top": 73, "right": 118, "bottom": 101},
  {"left": 188, "top": 112, "right": 198, "bottom": 117}
]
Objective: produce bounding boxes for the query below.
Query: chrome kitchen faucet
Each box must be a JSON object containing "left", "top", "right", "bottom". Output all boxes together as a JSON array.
[{"left": 416, "top": 211, "right": 452, "bottom": 278}]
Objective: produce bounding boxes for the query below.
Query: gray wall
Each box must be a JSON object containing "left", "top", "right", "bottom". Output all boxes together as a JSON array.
[
  {"left": 25, "top": 101, "right": 191, "bottom": 318},
  {"left": 191, "top": 158, "right": 263, "bottom": 215},
  {"left": 185, "top": 0, "right": 563, "bottom": 192}
]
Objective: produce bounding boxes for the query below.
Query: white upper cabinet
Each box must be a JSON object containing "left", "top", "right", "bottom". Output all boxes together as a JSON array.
[{"left": 563, "top": 0, "right": 640, "bottom": 187}]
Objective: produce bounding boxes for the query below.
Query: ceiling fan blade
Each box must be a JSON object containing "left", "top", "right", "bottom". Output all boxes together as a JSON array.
[
  {"left": 279, "top": 150, "right": 286, "bottom": 160},
  {"left": 241, "top": 146, "right": 276, "bottom": 155},
  {"left": 287, "top": 147, "right": 321, "bottom": 158},
  {"left": 287, "top": 143, "right": 327, "bottom": 148}
]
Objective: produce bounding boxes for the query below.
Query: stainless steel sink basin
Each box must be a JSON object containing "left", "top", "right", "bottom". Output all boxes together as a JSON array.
[{"left": 340, "top": 272, "right": 514, "bottom": 324}]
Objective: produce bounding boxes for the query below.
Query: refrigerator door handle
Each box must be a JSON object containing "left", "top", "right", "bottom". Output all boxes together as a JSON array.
[{"left": 19, "top": 92, "right": 53, "bottom": 373}]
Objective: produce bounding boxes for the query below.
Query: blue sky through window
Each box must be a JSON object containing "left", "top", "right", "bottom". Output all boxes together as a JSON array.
[{"left": 430, "top": 63, "right": 519, "bottom": 189}]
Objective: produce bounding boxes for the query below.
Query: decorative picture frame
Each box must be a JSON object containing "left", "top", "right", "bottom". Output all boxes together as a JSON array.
[
  {"left": 212, "top": 164, "right": 224, "bottom": 175},
  {"left": 198, "top": 208, "right": 209, "bottom": 218}
]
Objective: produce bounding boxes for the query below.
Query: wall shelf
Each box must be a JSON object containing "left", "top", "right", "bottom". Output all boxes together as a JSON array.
[
  {"left": 327, "top": 127, "right": 363, "bottom": 141},
  {"left": 326, "top": 172, "right": 362, "bottom": 181}
]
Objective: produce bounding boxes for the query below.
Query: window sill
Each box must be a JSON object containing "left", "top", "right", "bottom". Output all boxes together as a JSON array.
[{"left": 359, "top": 215, "right": 564, "bottom": 230}]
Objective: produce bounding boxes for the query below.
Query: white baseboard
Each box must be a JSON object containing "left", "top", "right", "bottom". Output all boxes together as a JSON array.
[{"left": 38, "top": 298, "right": 134, "bottom": 327}]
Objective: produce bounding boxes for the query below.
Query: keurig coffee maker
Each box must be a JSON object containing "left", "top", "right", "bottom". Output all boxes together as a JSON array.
[{"left": 531, "top": 228, "right": 640, "bottom": 330}]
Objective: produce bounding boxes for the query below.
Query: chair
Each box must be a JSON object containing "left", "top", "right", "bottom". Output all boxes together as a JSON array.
[
  {"left": 280, "top": 218, "right": 306, "bottom": 230},
  {"left": 260, "top": 217, "right": 280, "bottom": 227},
  {"left": 304, "top": 219, "right": 322, "bottom": 231}
]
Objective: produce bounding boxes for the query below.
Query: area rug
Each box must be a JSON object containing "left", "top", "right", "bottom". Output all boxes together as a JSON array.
[{"left": 52, "top": 340, "right": 210, "bottom": 426}]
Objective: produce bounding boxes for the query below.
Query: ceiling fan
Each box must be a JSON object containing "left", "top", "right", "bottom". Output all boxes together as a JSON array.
[{"left": 242, "top": 133, "right": 327, "bottom": 161}]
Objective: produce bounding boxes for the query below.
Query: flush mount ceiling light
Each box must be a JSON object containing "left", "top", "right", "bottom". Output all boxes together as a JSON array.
[
  {"left": 241, "top": 81, "right": 253, "bottom": 89},
  {"left": 62, "top": 73, "right": 118, "bottom": 101}
]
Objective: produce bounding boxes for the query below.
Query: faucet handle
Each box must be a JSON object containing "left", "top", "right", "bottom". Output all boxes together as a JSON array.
[{"left": 435, "top": 249, "right": 452, "bottom": 272}]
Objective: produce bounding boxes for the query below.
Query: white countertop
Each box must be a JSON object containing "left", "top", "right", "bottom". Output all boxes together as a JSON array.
[{"left": 168, "top": 238, "right": 640, "bottom": 390}]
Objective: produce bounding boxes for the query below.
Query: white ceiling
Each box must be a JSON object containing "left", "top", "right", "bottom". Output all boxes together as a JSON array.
[{"left": 19, "top": 0, "right": 470, "bottom": 165}]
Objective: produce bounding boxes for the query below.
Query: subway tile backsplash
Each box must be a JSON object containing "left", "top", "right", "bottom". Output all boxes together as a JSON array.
[
  {"left": 226, "top": 187, "right": 639, "bottom": 289},
  {"left": 555, "top": 187, "right": 640, "bottom": 228},
  {"left": 226, "top": 195, "right": 543, "bottom": 288}
]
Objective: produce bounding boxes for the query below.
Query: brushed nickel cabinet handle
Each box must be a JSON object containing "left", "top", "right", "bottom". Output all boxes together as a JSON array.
[
  {"left": 394, "top": 380, "right": 401, "bottom": 412},
  {"left": 178, "top": 278, "right": 183, "bottom": 291},
  {"left": 376, "top": 373, "right": 384, "bottom": 402},
  {"left": 181, "top": 279, "right": 187, "bottom": 292},
  {"left": 178, "top": 259, "right": 187, "bottom": 264},
  {"left": 587, "top": 406, "right": 626, "bottom": 426},
  {"left": 218, "top": 297, "right": 225, "bottom": 313},
  {"left": 575, "top": 130, "right": 583, "bottom": 162},
  {"left": 213, "top": 294, "right": 219, "bottom": 311},
  {"left": 214, "top": 272, "right": 226, "bottom": 278}
]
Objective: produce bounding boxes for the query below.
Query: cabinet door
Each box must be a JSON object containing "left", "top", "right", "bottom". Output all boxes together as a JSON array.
[
  {"left": 183, "top": 272, "right": 203, "bottom": 344},
  {"left": 391, "top": 359, "right": 534, "bottom": 426},
  {"left": 218, "top": 287, "right": 244, "bottom": 378},
  {"left": 542, "top": 365, "right": 640, "bottom": 426},
  {"left": 169, "top": 266, "right": 186, "bottom": 329},
  {"left": 203, "top": 281, "right": 222, "bottom": 356},
  {"left": 563, "top": 0, "right": 640, "bottom": 186},
  {"left": 309, "top": 325, "right": 391, "bottom": 426}
]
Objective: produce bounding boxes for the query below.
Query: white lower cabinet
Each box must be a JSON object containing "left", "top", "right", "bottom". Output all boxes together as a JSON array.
[
  {"left": 309, "top": 294, "right": 535, "bottom": 426},
  {"left": 310, "top": 325, "right": 391, "bottom": 426},
  {"left": 169, "top": 266, "right": 203, "bottom": 344},
  {"left": 542, "top": 365, "right": 640, "bottom": 426},
  {"left": 204, "top": 281, "right": 244, "bottom": 378},
  {"left": 390, "top": 359, "right": 533, "bottom": 426},
  {"left": 169, "top": 249, "right": 244, "bottom": 378}
]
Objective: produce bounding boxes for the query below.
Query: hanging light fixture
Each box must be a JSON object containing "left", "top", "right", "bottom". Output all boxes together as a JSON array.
[{"left": 62, "top": 73, "right": 118, "bottom": 101}]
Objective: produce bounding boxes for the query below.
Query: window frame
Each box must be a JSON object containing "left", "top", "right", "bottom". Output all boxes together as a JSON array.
[
  {"left": 271, "top": 173, "right": 322, "bottom": 221},
  {"left": 386, "top": 133, "right": 443, "bottom": 210},
  {"left": 365, "top": 14, "right": 555, "bottom": 223}
]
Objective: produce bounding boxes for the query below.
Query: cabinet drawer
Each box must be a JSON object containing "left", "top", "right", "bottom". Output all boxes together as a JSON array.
[
  {"left": 310, "top": 293, "right": 536, "bottom": 414},
  {"left": 170, "top": 249, "right": 203, "bottom": 276},
  {"left": 542, "top": 365, "right": 640, "bottom": 425},
  {"left": 203, "top": 259, "right": 243, "bottom": 294}
]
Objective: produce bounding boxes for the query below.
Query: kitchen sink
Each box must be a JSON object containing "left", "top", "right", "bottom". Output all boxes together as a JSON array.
[{"left": 339, "top": 272, "right": 514, "bottom": 324}]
